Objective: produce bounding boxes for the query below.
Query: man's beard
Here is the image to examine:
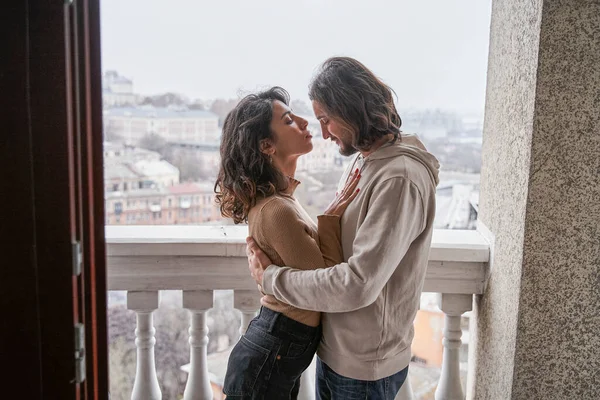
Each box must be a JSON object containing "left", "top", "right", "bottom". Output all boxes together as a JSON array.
[{"left": 337, "top": 138, "right": 357, "bottom": 157}]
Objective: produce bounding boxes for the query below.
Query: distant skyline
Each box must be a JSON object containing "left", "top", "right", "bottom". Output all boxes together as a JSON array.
[{"left": 101, "top": 0, "right": 492, "bottom": 115}]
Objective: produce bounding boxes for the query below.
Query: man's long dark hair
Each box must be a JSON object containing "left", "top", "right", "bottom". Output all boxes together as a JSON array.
[
  {"left": 214, "top": 87, "right": 290, "bottom": 224},
  {"left": 309, "top": 57, "right": 402, "bottom": 151}
]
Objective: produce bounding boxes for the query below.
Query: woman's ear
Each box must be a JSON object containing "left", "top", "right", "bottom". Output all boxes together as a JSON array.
[{"left": 259, "top": 139, "right": 275, "bottom": 156}]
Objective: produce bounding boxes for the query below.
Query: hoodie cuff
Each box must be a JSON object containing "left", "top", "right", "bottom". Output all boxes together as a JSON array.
[{"left": 261, "top": 264, "right": 279, "bottom": 296}]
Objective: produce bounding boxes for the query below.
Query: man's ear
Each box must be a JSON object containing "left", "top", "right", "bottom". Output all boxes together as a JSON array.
[{"left": 259, "top": 139, "right": 275, "bottom": 155}]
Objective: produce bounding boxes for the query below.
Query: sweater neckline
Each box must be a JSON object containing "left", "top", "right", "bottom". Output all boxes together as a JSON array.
[{"left": 282, "top": 176, "right": 301, "bottom": 196}]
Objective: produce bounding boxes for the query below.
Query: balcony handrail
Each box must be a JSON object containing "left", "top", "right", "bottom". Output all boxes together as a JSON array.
[{"left": 106, "top": 225, "right": 489, "bottom": 294}]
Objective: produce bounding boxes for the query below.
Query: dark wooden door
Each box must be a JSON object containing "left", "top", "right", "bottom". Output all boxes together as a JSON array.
[{"left": 1, "top": 1, "right": 108, "bottom": 398}]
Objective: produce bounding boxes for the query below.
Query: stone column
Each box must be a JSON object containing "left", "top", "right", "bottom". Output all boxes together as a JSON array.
[
  {"left": 182, "top": 290, "right": 214, "bottom": 400},
  {"left": 470, "top": 1, "right": 600, "bottom": 399},
  {"left": 128, "top": 291, "right": 162, "bottom": 400}
]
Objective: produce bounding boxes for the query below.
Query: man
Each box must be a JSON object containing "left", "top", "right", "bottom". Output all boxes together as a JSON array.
[{"left": 247, "top": 57, "right": 440, "bottom": 399}]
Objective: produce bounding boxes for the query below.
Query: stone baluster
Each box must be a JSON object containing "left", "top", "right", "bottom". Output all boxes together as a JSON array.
[
  {"left": 396, "top": 375, "right": 414, "bottom": 400},
  {"left": 298, "top": 357, "right": 317, "bottom": 400},
  {"left": 128, "top": 291, "right": 162, "bottom": 400},
  {"left": 435, "top": 293, "right": 472, "bottom": 400},
  {"left": 233, "top": 290, "right": 261, "bottom": 336},
  {"left": 182, "top": 290, "right": 214, "bottom": 400}
]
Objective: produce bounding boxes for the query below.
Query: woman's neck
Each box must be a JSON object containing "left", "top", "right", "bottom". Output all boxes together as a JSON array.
[{"left": 273, "top": 156, "right": 298, "bottom": 179}]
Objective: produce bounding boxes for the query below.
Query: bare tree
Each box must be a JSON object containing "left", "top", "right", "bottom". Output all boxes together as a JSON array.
[
  {"left": 138, "top": 133, "right": 174, "bottom": 161},
  {"left": 108, "top": 337, "right": 136, "bottom": 400},
  {"left": 141, "top": 92, "right": 189, "bottom": 108}
]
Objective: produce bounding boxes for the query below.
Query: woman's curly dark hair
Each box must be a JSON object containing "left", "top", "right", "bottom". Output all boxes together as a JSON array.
[
  {"left": 214, "top": 87, "right": 290, "bottom": 224},
  {"left": 309, "top": 57, "right": 402, "bottom": 151}
]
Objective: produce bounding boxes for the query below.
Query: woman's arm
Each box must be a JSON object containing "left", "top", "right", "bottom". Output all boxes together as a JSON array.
[
  {"left": 316, "top": 215, "right": 343, "bottom": 267},
  {"left": 256, "top": 200, "right": 330, "bottom": 271}
]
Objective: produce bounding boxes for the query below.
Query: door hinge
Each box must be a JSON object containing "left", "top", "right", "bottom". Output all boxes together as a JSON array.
[
  {"left": 72, "top": 241, "right": 82, "bottom": 276},
  {"left": 74, "top": 323, "right": 86, "bottom": 384}
]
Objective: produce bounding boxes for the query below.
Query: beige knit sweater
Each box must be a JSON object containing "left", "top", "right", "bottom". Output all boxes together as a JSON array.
[{"left": 248, "top": 178, "right": 343, "bottom": 327}]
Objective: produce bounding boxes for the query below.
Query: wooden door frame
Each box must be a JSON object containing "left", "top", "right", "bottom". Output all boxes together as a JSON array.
[
  {"left": 1, "top": 1, "right": 108, "bottom": 398},
  {"left": 74, "top": 0, "right": 110, "bottom": 398}
]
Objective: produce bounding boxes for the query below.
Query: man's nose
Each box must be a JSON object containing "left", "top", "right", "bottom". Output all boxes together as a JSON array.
[{"left": 320, "top": 123, "right": 330, "bottom": 139}]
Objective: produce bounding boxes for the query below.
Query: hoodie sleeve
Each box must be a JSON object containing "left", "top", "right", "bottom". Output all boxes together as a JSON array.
[{"left": 261, "top": 177, "right": 425, "bottom": 312}]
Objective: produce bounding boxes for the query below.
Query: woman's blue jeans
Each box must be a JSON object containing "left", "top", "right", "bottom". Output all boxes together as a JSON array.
[{"left": 223, "top": 307, "right": 321, "bottom": 399}]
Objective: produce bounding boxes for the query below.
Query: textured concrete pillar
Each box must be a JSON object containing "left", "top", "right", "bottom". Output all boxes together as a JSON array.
[{"left": 469, "top": 0, "right": 600, "bottom": 399}]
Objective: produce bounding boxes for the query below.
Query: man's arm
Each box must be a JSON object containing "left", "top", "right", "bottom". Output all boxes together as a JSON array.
[{"left": 260, "top": 177, "right": 425, "bottom": 313}]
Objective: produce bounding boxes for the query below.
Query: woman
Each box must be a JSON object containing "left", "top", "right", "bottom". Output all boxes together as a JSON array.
[{"left": 214, "top": 87, "right": 360, "bottom": 399}]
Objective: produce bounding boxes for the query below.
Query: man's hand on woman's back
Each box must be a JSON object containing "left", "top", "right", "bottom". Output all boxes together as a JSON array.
[{"left": 246, "top": 236, "right": 273, "bottom": 285}]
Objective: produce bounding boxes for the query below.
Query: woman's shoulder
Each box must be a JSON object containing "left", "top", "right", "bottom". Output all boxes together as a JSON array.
[{"left": 250, "top": 194, "right": 296, "bottom": 221}]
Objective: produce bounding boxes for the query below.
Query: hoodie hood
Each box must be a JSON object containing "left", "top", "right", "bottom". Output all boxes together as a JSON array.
[{"left": 365, "top": 134, "right": 440, "bottom": 186}]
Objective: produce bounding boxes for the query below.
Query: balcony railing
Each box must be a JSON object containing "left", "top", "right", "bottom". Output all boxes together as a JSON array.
[{"left": 106, "top": 225, "right": 490, "bottom": 400}]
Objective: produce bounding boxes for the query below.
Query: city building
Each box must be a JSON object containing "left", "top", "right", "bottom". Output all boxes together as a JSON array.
[
  {"left": 103, "top": 142, "right": 180, "bottom": 193},
  {"left": 102, "top": 141, "right": 227, "bottom": 225},
  {"left": 105, "top": 182, "right": 222, "bottom": 225},
  {"left": 296, "top": 136, "right": 346, "bottom": 173},
  {"left": 102, "top": 70, "right": 137, "bottom": 107},
  {"left": 168, "top": 142, "right": 222, "bottom": 174},
  {"left": 104, "top": 105, "right": 220, "bottom": 145},
  {"left": 103, "top": 141, "right": 162, "bottom": 162}
]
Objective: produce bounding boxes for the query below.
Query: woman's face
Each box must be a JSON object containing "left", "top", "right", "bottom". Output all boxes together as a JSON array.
[{"left": 268, "top": 100, "right": 313, "bottom": 161}]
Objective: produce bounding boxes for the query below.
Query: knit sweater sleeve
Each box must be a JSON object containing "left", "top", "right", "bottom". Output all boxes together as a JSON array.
[
  {"left": 255, "top": 199, "right": 332, "bottom": 271},
  {"left": 317, "top": 215, "right": 344, "bottom": 267}
]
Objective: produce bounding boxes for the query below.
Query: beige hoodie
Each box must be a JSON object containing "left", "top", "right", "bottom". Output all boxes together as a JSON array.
[{"left": 262, "top": 134, "right": 440, "bottom": 380}]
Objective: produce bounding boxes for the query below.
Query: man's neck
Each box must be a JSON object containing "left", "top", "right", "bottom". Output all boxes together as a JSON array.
[{"left": 359, "top": 133, "right": 395, "bottom": 158}]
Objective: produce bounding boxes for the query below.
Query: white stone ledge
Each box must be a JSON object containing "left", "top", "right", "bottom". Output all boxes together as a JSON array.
[{"left": 106, "top": 226, "right": 490, "bottom": 294}]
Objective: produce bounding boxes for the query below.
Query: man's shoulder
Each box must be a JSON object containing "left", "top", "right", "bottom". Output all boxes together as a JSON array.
[
  {"left": 371, "top": 156, "right": 436, "bottom": 199},
  {"left": 375, "top": 156, "right": 428, "bottom": 181}
]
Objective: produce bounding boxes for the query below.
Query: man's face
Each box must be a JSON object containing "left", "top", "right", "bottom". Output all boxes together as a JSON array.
[{"left": 312, "top": 100, "right": 357, "bottom": 157}]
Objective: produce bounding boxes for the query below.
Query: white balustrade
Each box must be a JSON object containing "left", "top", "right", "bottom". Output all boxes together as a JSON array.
[
  {"left": 396, "top": 377, "right": 414, "bottom": 400},
  {"left": 128, "top": 290, "right": 161, "bottom": 400},
  {"left": 106, "top": 226, "right": 489, "bottom": 400},
  {"left": 182, "top": 290, "right": 214, "bottom": 400},
  {"left": 233, "top": 289, "right": 261, "bottom": 335},
  {"left": 435, "top": 293, "right": 472, "bottom": 400}
]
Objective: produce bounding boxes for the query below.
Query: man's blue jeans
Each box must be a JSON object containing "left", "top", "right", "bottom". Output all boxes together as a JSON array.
[{"left": 316, "top": 358, "right": 409, "bottom": 400}]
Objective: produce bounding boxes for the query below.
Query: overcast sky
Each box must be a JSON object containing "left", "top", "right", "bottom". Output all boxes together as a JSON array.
[{"left": 101, "top": 0, "right": 492, "bottom": 114}]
